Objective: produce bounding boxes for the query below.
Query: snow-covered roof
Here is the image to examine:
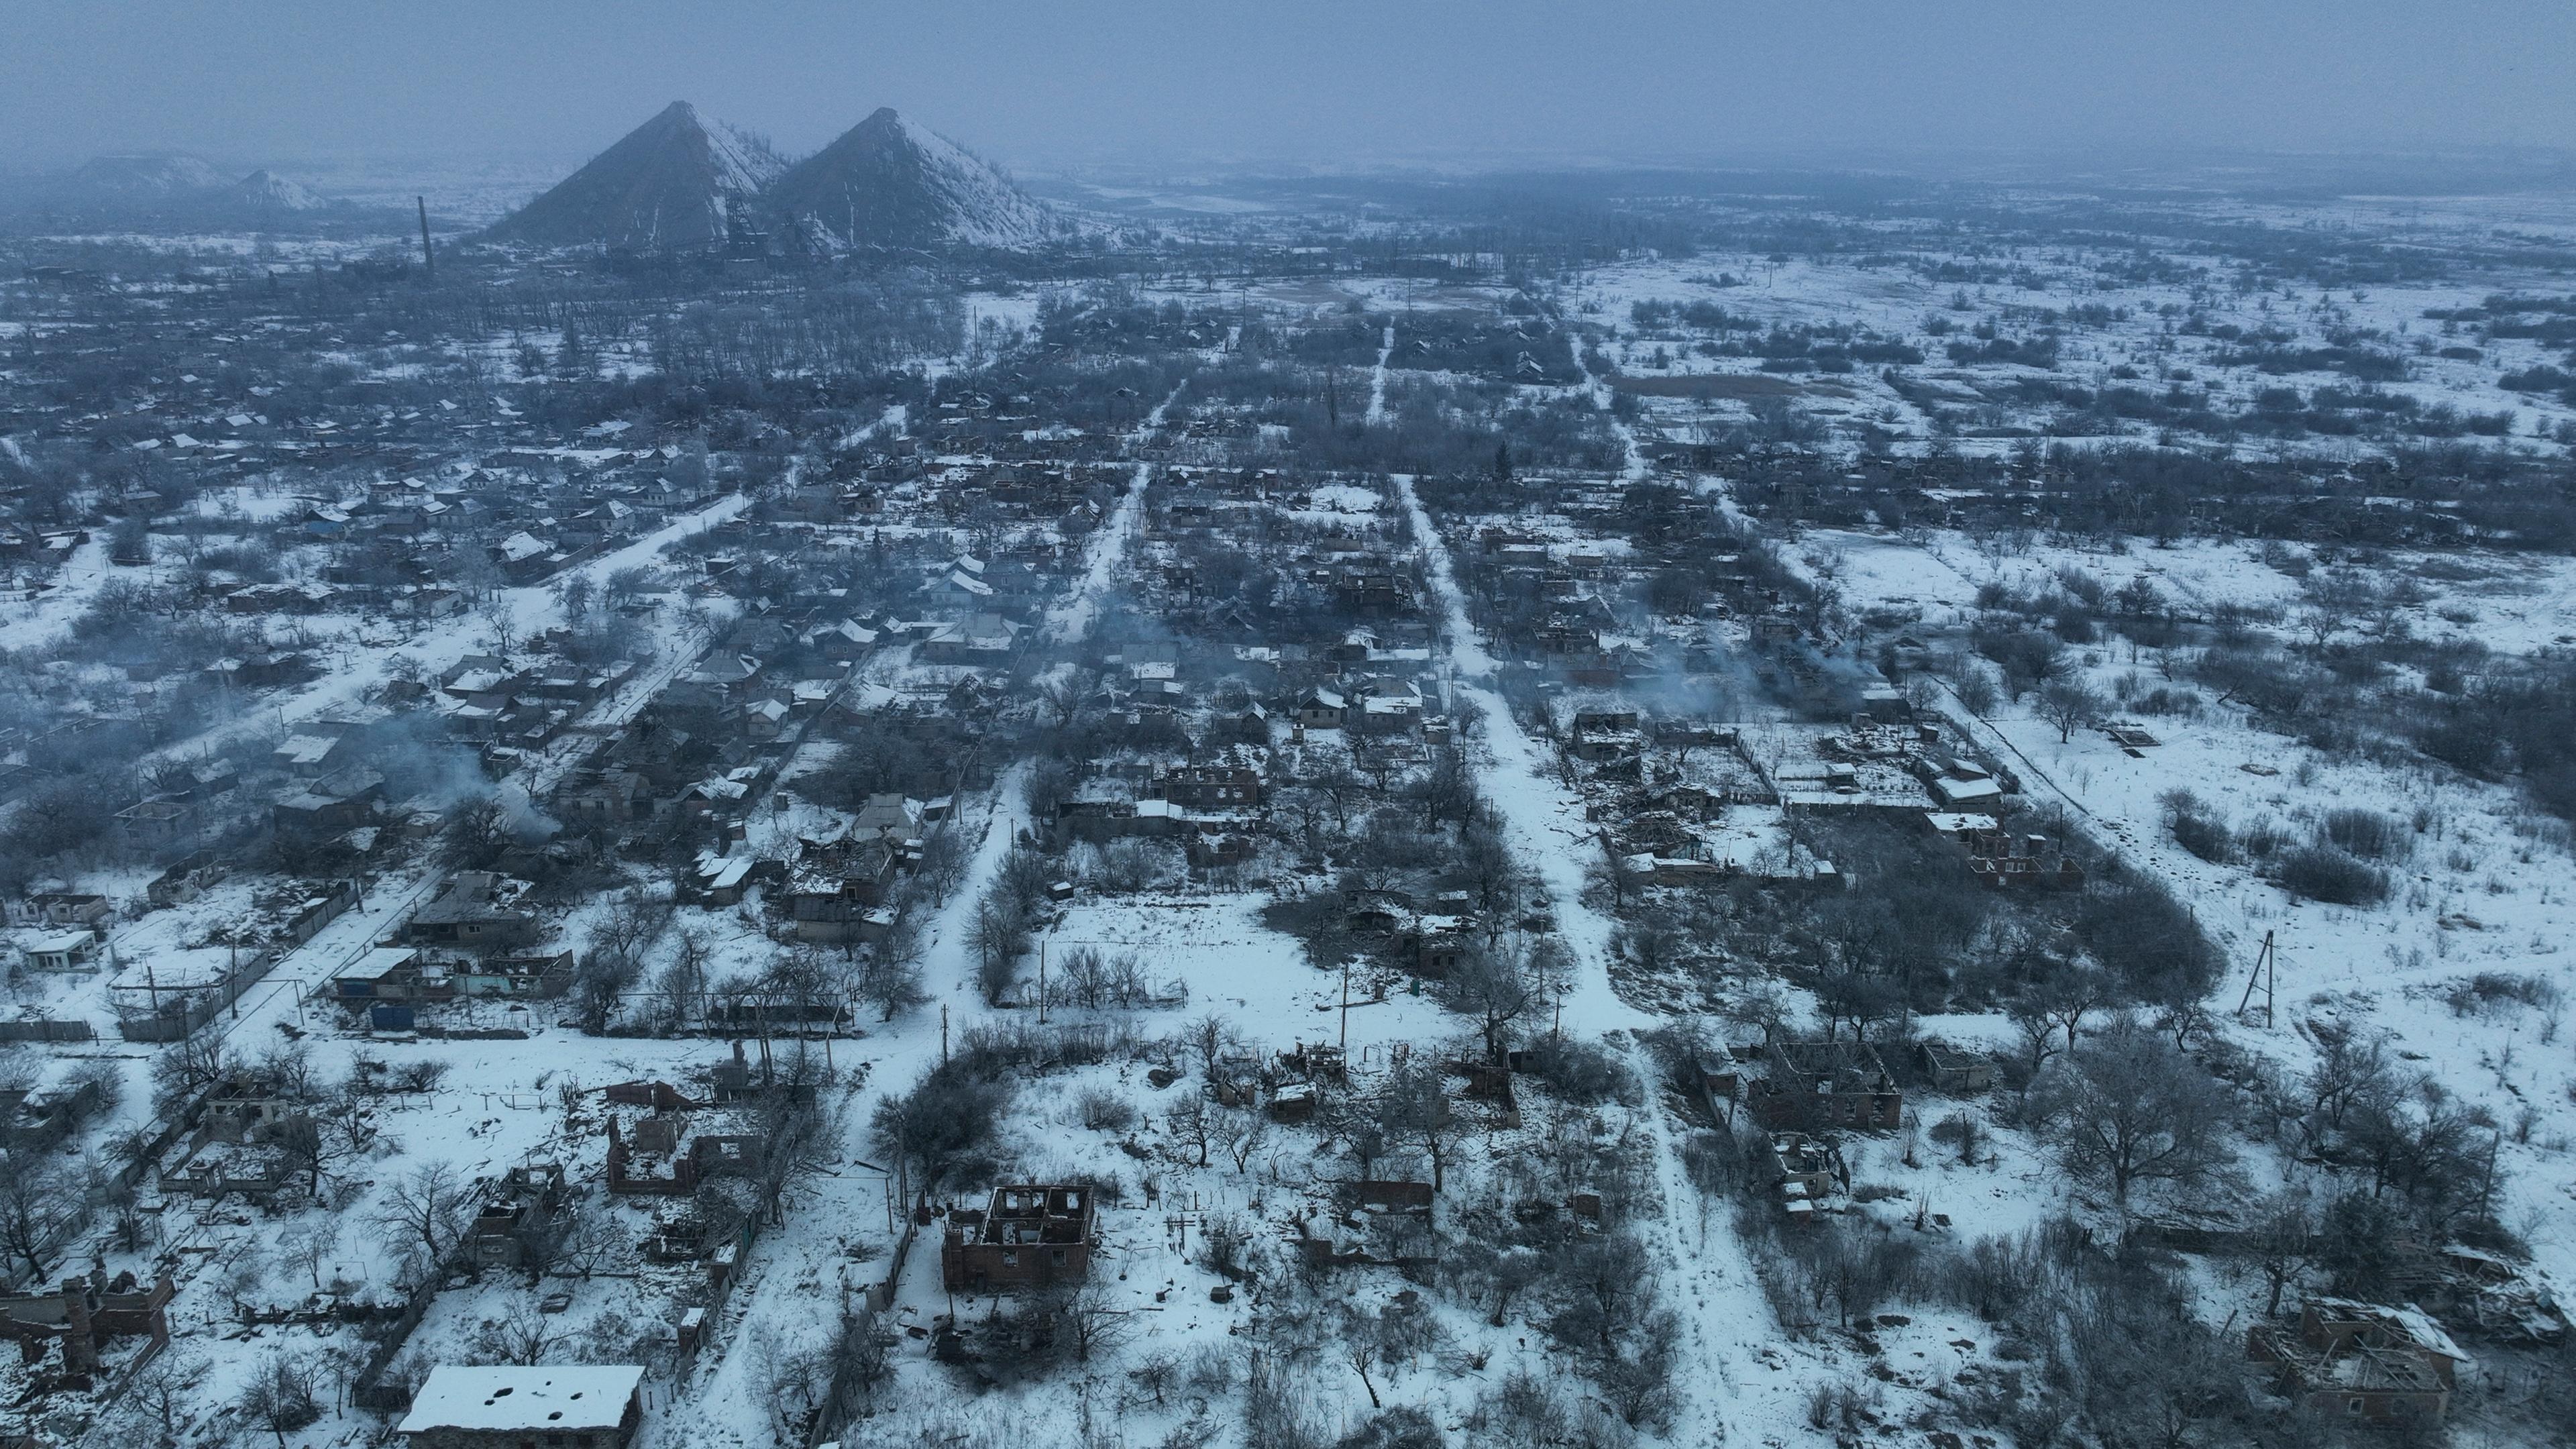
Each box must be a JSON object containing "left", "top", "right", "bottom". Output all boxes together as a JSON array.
[
  {"left": 497, "top": 530, "right": 552, "bottom": 563},
  {"left": 274, "top": 734, "right": 339, "bottom": 766},
  {"left": 1929, "top": 775, "right": 2004, "bottom": 806},
  {"left": 337, "top": 947, "right": 419, "bottom": 983},
  {"left": 397, "top": 1365, "right": 643, "bottom": 1434},
  {"left": 20, "top": 930, "right": 95, "bottom": 956}
]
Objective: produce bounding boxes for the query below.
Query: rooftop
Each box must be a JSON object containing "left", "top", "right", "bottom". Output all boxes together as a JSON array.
[{"left": 397, "top": 1364, "right": 643, "bottom": 1435}]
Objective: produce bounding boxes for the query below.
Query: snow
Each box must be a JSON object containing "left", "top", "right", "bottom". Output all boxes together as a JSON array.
[
  {"left": 884, "top": 111, "right": 1054, "bottom": 249},
  {"left": 0, "top": 537, "right": 110, "bottom": 651}
]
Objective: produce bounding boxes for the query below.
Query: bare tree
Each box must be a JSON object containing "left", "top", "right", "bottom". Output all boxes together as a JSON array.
[
  {"left": 1416, "top": 745, "right": 1479, "bottom": 835},
  {"left": 1060, "top": 1281, "right": 1132, "bottom": 1363},
  {"left": 868, "top": 1066, "right": 1012, "bottom": 1207},
  {"left": 0, "top": 1164, "right": 76, "bottom": 1281},
  {"left": 1034, "top": 667, "right": 1102, "bottom": 729},
  {"left": 2248, "top": 1189, "right": 2317, "bottom": 1320},
  {"left": 235, "top": 1351, "right": 323, "bottom": 1448},
  {"left": 967, "top": 900, "right": 1028, "bottom": 1006},
  {"left": 1440, "top": 938, "right": 1562, "bottom": 1069},
  {"left": 119, "top": 1346, "right": 207, "bottom": 1449},
  {"left": 1166, "top": 1094, "right": 1219, "bottom": 1169},
  {"left": 1377, "top": 1057, "right": 1457, "bottom": 1191},
  {"left": 280, "top": 1218, "right": 341, "bottom": 1289},
  {"left": 2034, "top": 1016, "right": 2238, "bottom": 1207},
  {"left": 1723, "top": 979, "right": 1794, "bottom": 1049},
  {"left": 150, "top": 1028, "right": 239, "bottom": 1115},
  {"left": 1342, "top": 1305, "right": 1386, "bottom": 1409},
  {"left": 373, "top": 1160, "right": 473, "bottom": 1269},
  {"left": 1186, "top": 1012, "right": 1242, "bottom": 1087},
  {"left": 853, "top": 932, "right": 928, "bottom": 1022},
  {"left": 1224, "top": 1106, "right": 1268, "bottom": 1174},
  {"left": 473, "top": 1296, "right": 569, "bottom": 1364},
  {"left": 2037, "top": 679, "right": 2104, "bottom": 744}
]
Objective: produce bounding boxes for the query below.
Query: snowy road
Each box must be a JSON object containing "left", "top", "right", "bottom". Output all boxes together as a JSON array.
[
  {"left": 1365, "top": 323, "right": 1393, "bottom": 424},
  {"left": 1046, "top": 376, "right": 1187, "bottom": 644},
  {"left": 652, "top": 364, "right": 1187, "bottom": 1440},
  {"left": 1556, "top": 312, "right": 1650, "bottom": 482},
  {"left": 1393, "top": 470, "right": 1814, "bottom": 1445},
  {"left": 1047, "top": 460, "right": 1150, "bottom": 645}
]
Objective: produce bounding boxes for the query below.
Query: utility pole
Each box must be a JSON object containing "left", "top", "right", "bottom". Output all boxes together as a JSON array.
[
  {"left": 2235, "top": 930, "right": 2277, "bottom": 1027},
  {"left": 416, "top": 197, "right": 435, "bottom": 279}
]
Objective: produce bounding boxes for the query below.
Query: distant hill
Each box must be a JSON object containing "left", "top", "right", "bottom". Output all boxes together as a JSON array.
[
  {"left": 0, "top": 154, "right": 356, "bottom": 230},
  {"left": 229, "top": 170, "right": 325, "bottom": 213},
  {"left": 66, "top": 154, "right": 228, "bottom": 199},
  {"left": 765, "top": 107, "right": 1055, "bottom": 252},
  {"left": 485, "top": 101, "right": 786, "bottom": 252}
]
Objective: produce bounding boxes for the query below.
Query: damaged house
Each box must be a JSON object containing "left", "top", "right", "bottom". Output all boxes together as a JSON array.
[
  {"left": 2249, "top": 1298, "right": 2476, "bottom": 1426},
  {"left": 1746, "top": 1039, "right": 1903, "bottom": 1132},
  {"left": 941, "top": 1184, "right": 1098, "bottom": 1293}
]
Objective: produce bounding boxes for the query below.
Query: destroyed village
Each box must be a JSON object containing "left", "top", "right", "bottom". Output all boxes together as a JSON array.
[{"left": 3, "top": 14, "right": 2576, "bottom": 1449}]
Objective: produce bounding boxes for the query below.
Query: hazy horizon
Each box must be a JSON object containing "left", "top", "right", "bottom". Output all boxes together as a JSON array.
[{"left": 5, "top": 1, "right": 2572, "bottom": 181}]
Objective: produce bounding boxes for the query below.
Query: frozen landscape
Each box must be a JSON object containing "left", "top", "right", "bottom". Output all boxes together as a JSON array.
[{"left": 2, "top": 12, "right": 2576, "bottom": 1449}]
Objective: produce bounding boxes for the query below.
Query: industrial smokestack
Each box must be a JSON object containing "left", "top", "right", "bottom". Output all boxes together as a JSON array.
[{"left": 417, "top": 196, "right": 435, "bottom": 278}]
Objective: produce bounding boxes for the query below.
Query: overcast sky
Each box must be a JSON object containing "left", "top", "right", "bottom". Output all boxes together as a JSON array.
[{"left": 4, "top": 1, "right": 2571, "bottom": 175}]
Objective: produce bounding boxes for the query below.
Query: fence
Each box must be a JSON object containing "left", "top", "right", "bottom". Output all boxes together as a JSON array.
[
  {"left": 348, "top": 1275, "right": 443, "bottom": 1412},
  {"left": 114, "top": 949, "right": 278, "bottom": 1042},
  {"left": 0, "top": 1018, "right": 95, "bottom": 1042}
]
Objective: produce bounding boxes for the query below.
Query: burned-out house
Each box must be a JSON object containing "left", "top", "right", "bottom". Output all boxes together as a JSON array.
[
  {"left": 1915, "top": 1039, "right": 1998, "bottom": 1093},
  {"left": 1746, "top": 1040, "right": 1903, "bottom": 1132},
  {"left": 557, "top": 768, "right": 649, "bottom": 825},
  {"left": 333, "top": 946, "right": 427, "bottom": 1003},
  {"left": 198, "top": 1094, "right": 307, "bottom": 1145},
  {"left": 274, "top": 765, "right": 386, "bottom": 839},
  {"left": 1967, "top": 832, "right": 2086, "bottom": 891},
  {"left": 1761, "top": 1133, "right": 1846, "bottom": 1225},
  {"left": 604, "top": 1112, "right": 762, "bottom": 1197},
  {"left": 468, "top": 1161, "right": 570, "bottom": 1269},
  {"left": 115, "top": 796, "right": 202, "bottom": 851},
  {"left": 8, "top": 892, "right": 111, "bottom": 932},
  {"left": 0, "top": 1272, "right": 172, "bottom": 1371},
  {"left": 439, "top": 949, "right": 577, "bottom": 999},
  {"left": 1570, "top": 708, "right": 1644, "bottom": 763},
  {"left": 941, "top": 1184, "right": 1099, "bottom": 1292},
  {"left": 1153, "top": 764, "right": 1263, "bottom": 812}
]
